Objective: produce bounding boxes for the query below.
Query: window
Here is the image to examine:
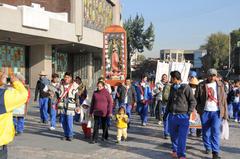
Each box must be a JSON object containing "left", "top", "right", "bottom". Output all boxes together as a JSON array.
[{"left": 160, "top": 52, "right": 165, "bottom": 60}]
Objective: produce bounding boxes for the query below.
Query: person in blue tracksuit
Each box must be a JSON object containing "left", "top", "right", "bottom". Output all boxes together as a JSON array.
[
  {"left": 133, "top": 81, "right": 142, "bottom": 115},
  {"left": 136, "top": 74, "right": 152, "bottom": 126},
  {"left": 166, "top": 71, "right": 196, "bottom": 159},
  {"left": 195, "top": 68, "right": 228, "bottom": 159},
  {"left": 227, "top": 79, "right": 240, "bottom": 122}
]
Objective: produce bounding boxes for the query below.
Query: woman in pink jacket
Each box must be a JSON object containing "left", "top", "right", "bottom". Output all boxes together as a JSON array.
[{"left": 90, "top": 81, "right": 113, "bottom": 144}]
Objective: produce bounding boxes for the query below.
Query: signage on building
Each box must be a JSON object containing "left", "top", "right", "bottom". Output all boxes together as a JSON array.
[{"left": 103, "top": 25, "right": 127, "bottom": 86}]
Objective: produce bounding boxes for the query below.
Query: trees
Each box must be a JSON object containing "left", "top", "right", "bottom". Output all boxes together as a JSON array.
[
  {"left": 230, "top": 28, "right": 240, "bottom": 73},
  {"left": 201, "top": 32, "right": 229, "bottom": 71},
  {"left": 123, "top": 14, "right": 155, "bottom": 77}
]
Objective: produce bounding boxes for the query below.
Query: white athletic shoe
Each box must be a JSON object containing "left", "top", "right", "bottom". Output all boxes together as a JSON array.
[
  {"left": 235, "top": 119, "right": 238, "bottom": 123},
  {"left": 158, "top": 121, "right": 163, "bottom": 125},
  {"left": 49, "top": 127, "right": 56, "bottom": 131}
]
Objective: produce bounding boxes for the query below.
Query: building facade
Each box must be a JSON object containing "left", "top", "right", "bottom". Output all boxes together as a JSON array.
[
  {"left": 160, "top": 49, "right": 206, "bottom": 69},
  {"left": 160, "top": 49, "right": 186, "bottom": 63},
  {"left": 0, "top": 0, "right": 122, "bottom": 88},
  {"left": 193, "top": 50, "right": 207, "bottom": 69}
]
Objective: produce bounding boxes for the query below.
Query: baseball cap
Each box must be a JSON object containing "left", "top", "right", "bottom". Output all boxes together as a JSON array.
[{"left": 207, "top": 68, "right": 218, "bottom": 76}]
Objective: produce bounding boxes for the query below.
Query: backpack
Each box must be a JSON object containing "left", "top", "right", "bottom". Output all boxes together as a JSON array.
[{"left": 162, "top": 84, "right": 171, "bottom": 103}]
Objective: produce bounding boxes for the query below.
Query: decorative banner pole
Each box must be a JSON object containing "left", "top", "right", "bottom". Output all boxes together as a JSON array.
[{"left": 103, "top": 25, "right": 127, "bottom": 86}]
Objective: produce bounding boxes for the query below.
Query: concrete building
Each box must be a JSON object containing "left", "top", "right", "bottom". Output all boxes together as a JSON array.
[
  {"left": 160, "top": 49, "right": 206, "bottom": 69},
  {"left": 160, "top": 49, "right": 184, "bottom": 62},
  {"left": 0, "top": 0, "right": 122, "bottom": 88},
  {"left": 193, "top": 49, "right": 207, "bottom": 69}
]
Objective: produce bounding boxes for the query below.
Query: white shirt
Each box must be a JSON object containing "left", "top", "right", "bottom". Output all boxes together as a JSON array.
[
  {"left": 233, "top": 87, "right": 240, "bottom": 103},
  {"left": 205, "top": 82, "right": 219, "bottom": 111},
  {"left": 124, "top": 86, "right": 130, "bottom": 103}
]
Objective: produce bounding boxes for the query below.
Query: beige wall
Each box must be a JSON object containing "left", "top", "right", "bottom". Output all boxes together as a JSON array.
[
  {"left": 0, "top": 6, "right": 103, "bottom": 48},
  {"left": 0, "top": 0, "right": 121, "bottom": 48},
  {"left": 0, "top": 0, "right": 122, "bottom": 88},
  {"left": 29, "top": 44, "right": 52, "bottom": 88}
]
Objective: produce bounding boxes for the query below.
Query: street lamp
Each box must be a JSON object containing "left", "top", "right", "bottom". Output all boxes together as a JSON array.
[{"left": 229, "top": 34, "right": 231, "bottom": 70}]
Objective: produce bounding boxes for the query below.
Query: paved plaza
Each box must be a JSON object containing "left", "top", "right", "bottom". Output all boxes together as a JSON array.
[{"left": 8, "top": 103, "right": 240, "bottom": 159}]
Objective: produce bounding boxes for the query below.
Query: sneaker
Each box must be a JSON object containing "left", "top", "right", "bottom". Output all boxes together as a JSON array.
[
  {"left": 158, "top": 121, "right": 163, "bottom": 125},
  {"left": 142, "top": 123, "right": 147, "bottom": 126},
  {"left": 66, "top": 137, "right": 73, "bottom": 141},
  {"left": 171, "top": 152, "right": 177, "bottom": 158},
  {"left": 15, "top": 132, "right": 22, "bottom": 136},
  {"left": 116, "top": 140, "right": 121, "bottom": 144},
  {"left": 234, "top": 119, "right": 238, "bottom": 123},
  {"left": 43, "top": 121, "right": 49, "bottom": 125},
  {"left": 61, "top": 137, "right": 67, "bottom": 141},
  {"left": 205, "top": 149, "right": 211, "bottom": 154},
  {"left": 164, "top": 135, "right": 169, "bottom": 139},
  {"left": 49, "top": 127, "right": 56, "bottom": 131},
  {"left": 212, "top": 153, "right": 221, "bottom": 159},
  {"left": 90, "top": 140, "right": 97, "bottom": 144}
]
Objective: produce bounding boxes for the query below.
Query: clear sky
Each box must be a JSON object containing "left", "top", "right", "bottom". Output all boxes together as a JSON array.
[{"left": 121, "top": 0, "right": 240, "bottom": 58}]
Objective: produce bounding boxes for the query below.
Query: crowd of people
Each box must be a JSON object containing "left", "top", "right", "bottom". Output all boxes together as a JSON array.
[{"left": 0, "top": 67, "right": 239, "bottom": 159}]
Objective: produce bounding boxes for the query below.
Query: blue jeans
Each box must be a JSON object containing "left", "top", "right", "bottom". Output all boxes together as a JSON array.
[
  {"left": 61, "top": 114, "right": 74, "bottom": 138},
  {"left": 228, "top": 103, "right": 233, "bottom": 119},
  {"left": 162, "top": 105, "right": 169, "bottom": 136},
  {"left": 140, "top": 104, "right": 149, "bottom": 124},
  {"left": 136, "top": 101, "right": 142, "bottom": 114},
  {"left": 169, "top": 113, "right": 190, "bottom": 158},
  {"left": 201, "top": 111, "right": 221, "bottom": 153},
  {"left": 50, "top": 107, "right": 56, "bottom": 128},
  {"left": 39, "top": 98, "right": 49, "bottom": 122},
  {"left": 233, "top": 102, "right": 240, "bottom": 121},
  {"left": 13, "top": 117, "right": 24, "bottom": 133}
]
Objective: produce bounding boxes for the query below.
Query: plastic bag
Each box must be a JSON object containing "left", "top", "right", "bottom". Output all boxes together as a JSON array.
[
  {"left": 189, "top": 111, "right": 202, "bottom": 129},
  {"left": 221, "top": 119, "right": 229, "bottom": 140},
  {"left": 87, "top": 120, "right": 92, "bottom": 128}
]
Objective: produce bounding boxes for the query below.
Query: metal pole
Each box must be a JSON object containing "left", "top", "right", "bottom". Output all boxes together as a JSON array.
[{"left": 229, "top": 34, "right": 231, "bottom": 69}]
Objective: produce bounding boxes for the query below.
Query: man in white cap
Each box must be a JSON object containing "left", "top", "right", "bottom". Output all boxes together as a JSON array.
[
  {"left": 195, "top": 68, "right": 228, "bottom": 159},
  {"left": 34, "top": 71, "right": 50, "bottom": 123}
]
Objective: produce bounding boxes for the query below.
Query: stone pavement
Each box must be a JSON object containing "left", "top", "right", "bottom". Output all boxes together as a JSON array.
[{"left": 9, "top": 105, "right": 240, "bottom": 159}]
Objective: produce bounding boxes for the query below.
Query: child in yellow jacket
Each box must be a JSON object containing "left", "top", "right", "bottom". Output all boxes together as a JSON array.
[{"left": 115, "top": 107, "right": 129, "bottom": 143}]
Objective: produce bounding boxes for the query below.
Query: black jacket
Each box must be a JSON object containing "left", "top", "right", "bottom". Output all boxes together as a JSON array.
[
  {"left": 167, "top": 84, "right": 196, "bottom": 114},
  {"left": 34, "top": 80, "right": 50, "bottom": 100},
  {"left": 117, "top": 85, "right": 137, "bottom": 105}
]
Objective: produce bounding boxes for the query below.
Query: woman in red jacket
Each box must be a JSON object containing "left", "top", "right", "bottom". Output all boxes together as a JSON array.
[{"left": 90, "top": 81, "right": 113, "bottom": 144}]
